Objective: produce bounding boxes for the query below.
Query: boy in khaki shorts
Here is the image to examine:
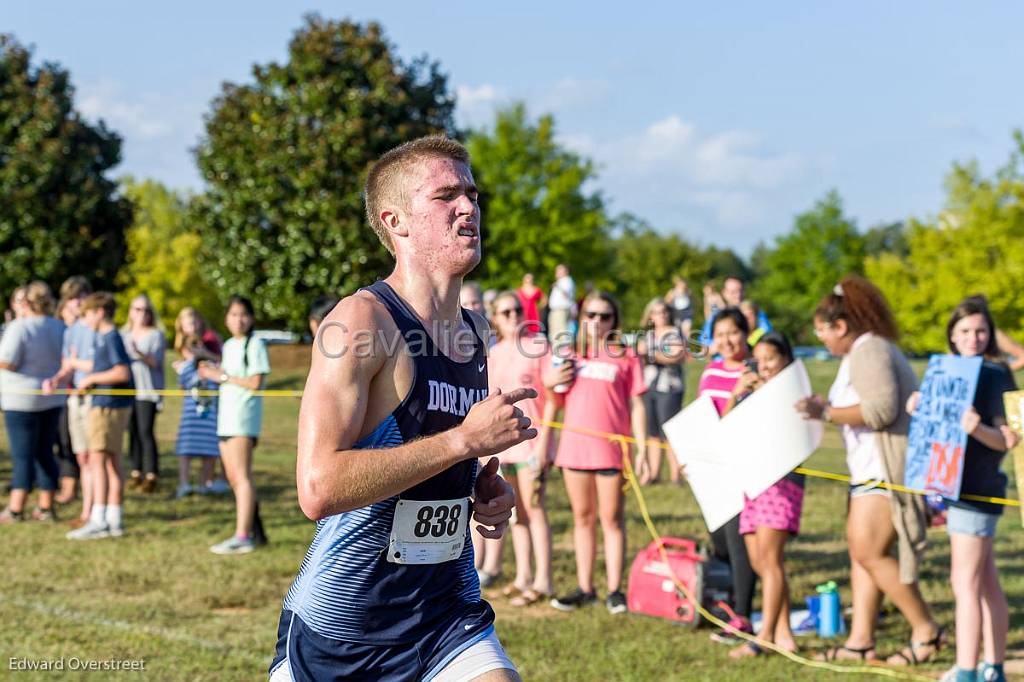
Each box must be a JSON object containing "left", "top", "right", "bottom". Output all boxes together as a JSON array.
[{"left": 66, "top": 293, "right": 134, "bottom": 540}]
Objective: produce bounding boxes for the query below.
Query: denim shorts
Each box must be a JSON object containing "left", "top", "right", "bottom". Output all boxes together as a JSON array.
[
  {"left": 946, "top": 505, "right": 999, "bottom": 538},
  {"left": 849, "top": 480, "right": 888, "bottom": 498}
]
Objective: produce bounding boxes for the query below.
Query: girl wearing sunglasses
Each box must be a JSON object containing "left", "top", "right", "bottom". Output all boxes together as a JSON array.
[{"left": 549, "top": 291, "right": 647, "bottom": 615}]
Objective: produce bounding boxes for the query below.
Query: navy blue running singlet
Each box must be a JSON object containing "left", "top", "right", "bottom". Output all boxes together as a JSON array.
[{"left": 279, "top": 281, "right": 493, "bottom": 646}]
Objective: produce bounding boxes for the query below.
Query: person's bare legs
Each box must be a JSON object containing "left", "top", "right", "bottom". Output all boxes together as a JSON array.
[
  {"left": 472, "top": 524, "right": 486, "bottom": 571},
  {"left": 105, "top": 451, "right": 122, "bottom": 506},
  {"left": 564, "top": 469, "right": 597, "bottom": 593},
  {"left": 76, "top": 451, "right": 92, "bottom": 521},
  {"left": 472, "top": 459, "right": 502, "bottom": 575},
  {"left": 845, "top": 558, "right": 882, "bottom": 653},
  {"left": 754, "top": 528, "right": 795, "bottom": 649},
  {"left": 644, "top": 439, "right": 661, "bottom": 484},
  {"left": 481, "top": 535, "right": 506, "bottom": 578},
  {"left": 848, "top": 496, "right": 939, "bottom": 657},
  {"left": 179, "top": 456, "right": 191, "bottom": 487},
  {"left": 950, "top": 532, "right": 985, "bottom": 670},
  {"left": 979, "top": 538, "right": 1008, "bottom": 666},
  {"left": 504, "top": 469, "right": 532, "bottom": 590},
  {"left": 517, "top": 466, "right": 552, "bottom": 595},
  {"left": 596, "top": 472, "right": 625, "bottom": 593},
  {"left": 220, "top": 437, "right": 255, "bottom": 537},
  {"left": 200, "top": 457, "right": 216, "bottom": 487},
  {"left": 6, "top": 488, "right": 28, "bottom": 514},
  {"left": 91, "top": 451, "right": 109, "bottom": 520},
  {"left": 57, "top": 476, "right": 77, "bottom": 504},
  {"left": 666, "top": 445, "right": 680, "bottom": 484}
]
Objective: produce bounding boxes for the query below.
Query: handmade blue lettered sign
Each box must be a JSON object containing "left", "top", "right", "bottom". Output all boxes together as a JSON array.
[{"left": 904, "top": 354, "right": 983, "bottom": 499}]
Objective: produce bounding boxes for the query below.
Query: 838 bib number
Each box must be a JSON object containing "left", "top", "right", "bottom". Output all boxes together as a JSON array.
[{"left": 388, "top": 498, "right": 470, "bottom": 565}]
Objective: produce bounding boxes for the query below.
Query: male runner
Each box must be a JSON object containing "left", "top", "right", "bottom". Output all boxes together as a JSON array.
[{"left": 270, "top": 136, "right": 535, "bottom": 681}]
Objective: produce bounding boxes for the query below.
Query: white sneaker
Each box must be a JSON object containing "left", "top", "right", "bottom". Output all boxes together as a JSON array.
[
  {"left": 107, "top": 525, "right": 124, "bottom": 538},
  {"left": 67, "top": 521, "right": 111, "bottom": 540},
  {"left": 210, "top": 535, "right": 256, "bottom": 555}
]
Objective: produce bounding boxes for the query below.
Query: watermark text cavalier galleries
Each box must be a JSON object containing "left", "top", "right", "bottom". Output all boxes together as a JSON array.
[
  {"left": 316, "top": 321, "right": 707, "bottom": 361},
  {"left": 9, "top": 657, "right": 146, "bottom": 672}
]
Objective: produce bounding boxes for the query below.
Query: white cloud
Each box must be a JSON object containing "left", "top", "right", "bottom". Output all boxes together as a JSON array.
[
  {"left": 537, "top": 77, "right": 611, "bottom": 113},
  {"left": 453, "top": 77, "right": 805, "bottom": 246},
  {"left": 77, "top": 80, "right": 174, "bottom": 140},
  {"left": 454, "top": 83, "right": 508, "bottom": 128},
  {"left": 456, "top": 78, "right": 613, "bottom": 130},
  {"left": 592, "top": 115, "right": 804, "bottom": 232}
]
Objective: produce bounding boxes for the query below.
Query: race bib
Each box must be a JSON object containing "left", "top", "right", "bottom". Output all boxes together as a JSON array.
[{"left": 387, "top": 498, "right": 470, "bottom": 565}]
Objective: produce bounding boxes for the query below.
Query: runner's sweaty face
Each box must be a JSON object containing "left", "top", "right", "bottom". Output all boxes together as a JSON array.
[{"left": 403, "top": 157, "right": 481, "bottom": 276}]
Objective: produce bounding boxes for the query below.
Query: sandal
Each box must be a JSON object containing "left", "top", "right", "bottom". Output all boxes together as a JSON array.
[
  {"left": 887, "top": 626, "right": 947, "bottom": 666},
  {"left": 0, "top": 508, "right": 25, "bottom": 524},
  {"left": 501, "top": 583, "right": 526, "bottom": 598},
  {"left": 817, "top": 644, "right": 877, "bottom": 662},
  {"left": 31, "top": 507, "right": 56, "bottom": 522},
  {"left": 729, "top": 642, "right": 762, "bottom": 659},
  {"left": 509, "top": 589, "right": 550, "bottom": 607}
]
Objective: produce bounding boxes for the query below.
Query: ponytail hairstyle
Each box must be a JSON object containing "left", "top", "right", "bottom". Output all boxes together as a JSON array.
[
  {"left": 946, "top": 295, "right": 999, "bottom": 360},
  {"left": 814, "top": 274, "right": 899, "bottom": 341},
  {"left": 227, "top": 294, "right": 256, "bottom": 373}
]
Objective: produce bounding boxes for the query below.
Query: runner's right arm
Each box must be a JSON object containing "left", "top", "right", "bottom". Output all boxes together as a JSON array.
[{"left": 296, "top": 296, "right": 537, "bottom": 521}]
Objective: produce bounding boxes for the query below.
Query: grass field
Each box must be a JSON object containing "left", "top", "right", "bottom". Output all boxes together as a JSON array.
[{"left": 1, "top": 346, "right": 1022, "bottom": 681}]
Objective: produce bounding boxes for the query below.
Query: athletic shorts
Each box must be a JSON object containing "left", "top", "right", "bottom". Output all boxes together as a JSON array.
[
  {"left": 946, "top": 505, "right": 999, "bottom": 538},
  {"left": 643, "top": 390, "right": 683, "bottom": 441},
  {"left": 269, "top": 609, "right": 513, "bottom": 682},
  {"left": 67, "top": 395, "right": 91, "bottom": 454},
  {"left": 86, "top": 406, "right": 131, "bottom": 456}
]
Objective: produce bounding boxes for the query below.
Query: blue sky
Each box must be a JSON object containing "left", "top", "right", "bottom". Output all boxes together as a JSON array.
[{"left": 4, "top": 1, "right": 1023, "bottom": 253}]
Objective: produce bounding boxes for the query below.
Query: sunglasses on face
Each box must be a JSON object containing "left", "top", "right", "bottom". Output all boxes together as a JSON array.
[
  {"left": 497, "top": 307, "right": 523, "bottom": 318},
  {"left": 585, "top": 311, "right": 613, "bottom": 321}
]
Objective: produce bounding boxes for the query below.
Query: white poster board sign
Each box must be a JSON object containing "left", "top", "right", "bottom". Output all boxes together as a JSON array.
[
  {"left": 663, "top": 360, "right": 822, "bottom": 531},
  {"left": 663, "top": 395, "right": 744, "bottom": 532}
]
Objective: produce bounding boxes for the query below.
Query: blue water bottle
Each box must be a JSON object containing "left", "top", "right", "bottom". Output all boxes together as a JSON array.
[{"left": 816, "top": 581, "right": 841, "bottom": 638}]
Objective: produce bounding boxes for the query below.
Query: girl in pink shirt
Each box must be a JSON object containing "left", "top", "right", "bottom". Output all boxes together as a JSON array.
[
  {"left": 697, "top": 308, "right": 758, "bottom": 642},
  {"left": 473, "top": 292, "right": 556, "bottom": 605},
  {"left": 549, "top": 291, "right": 647, "bottom": 614}
]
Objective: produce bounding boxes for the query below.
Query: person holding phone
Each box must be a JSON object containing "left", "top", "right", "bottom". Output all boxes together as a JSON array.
[
  {"left": 549, "top": 291, "right": 646, "bottom": 615},
  {"left": 698, "top": 307, "right": 758, "bottom": 643}
]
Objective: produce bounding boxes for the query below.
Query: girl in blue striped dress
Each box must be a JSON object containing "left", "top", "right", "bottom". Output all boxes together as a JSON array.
[{"left": 173, "top": 337, "right": 221, "bottom": 498}]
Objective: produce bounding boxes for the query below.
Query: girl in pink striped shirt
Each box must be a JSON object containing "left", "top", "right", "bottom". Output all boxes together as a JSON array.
[{"left": 697, "top": 307, "right": 758, "bottom": 642}]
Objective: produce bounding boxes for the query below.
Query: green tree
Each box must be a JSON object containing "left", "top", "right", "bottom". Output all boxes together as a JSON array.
[
  {"left": 610, "top": 213, "right": 711, "bottom": 327},
  {"left": 0, "top": 34, "right": 130, "bottom": 296},
  {"left": 868, "top": 133, "right": 1024, "bottom": 354},
  {"left": 191, "top": 16, "right": 455, "bottom": 329},
  {"left": 702, "top": 246, "right": 753, "bottom": 284},
  {"left": 863, "top": 221, "right": 908, "bottom": 259},
  {"left": 116, "top": 178, "right": 223, "bottom": 334},
  {"left": 751, "top": 190, "right": 865, "bottom": 343},
  {"left": 467, "top": 103, "right": 610, "bottom": 292}
]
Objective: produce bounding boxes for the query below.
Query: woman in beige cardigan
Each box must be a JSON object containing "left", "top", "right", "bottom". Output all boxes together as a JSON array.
[{"left": 797, "top": 275, "right": 943, "bottom": 665}]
